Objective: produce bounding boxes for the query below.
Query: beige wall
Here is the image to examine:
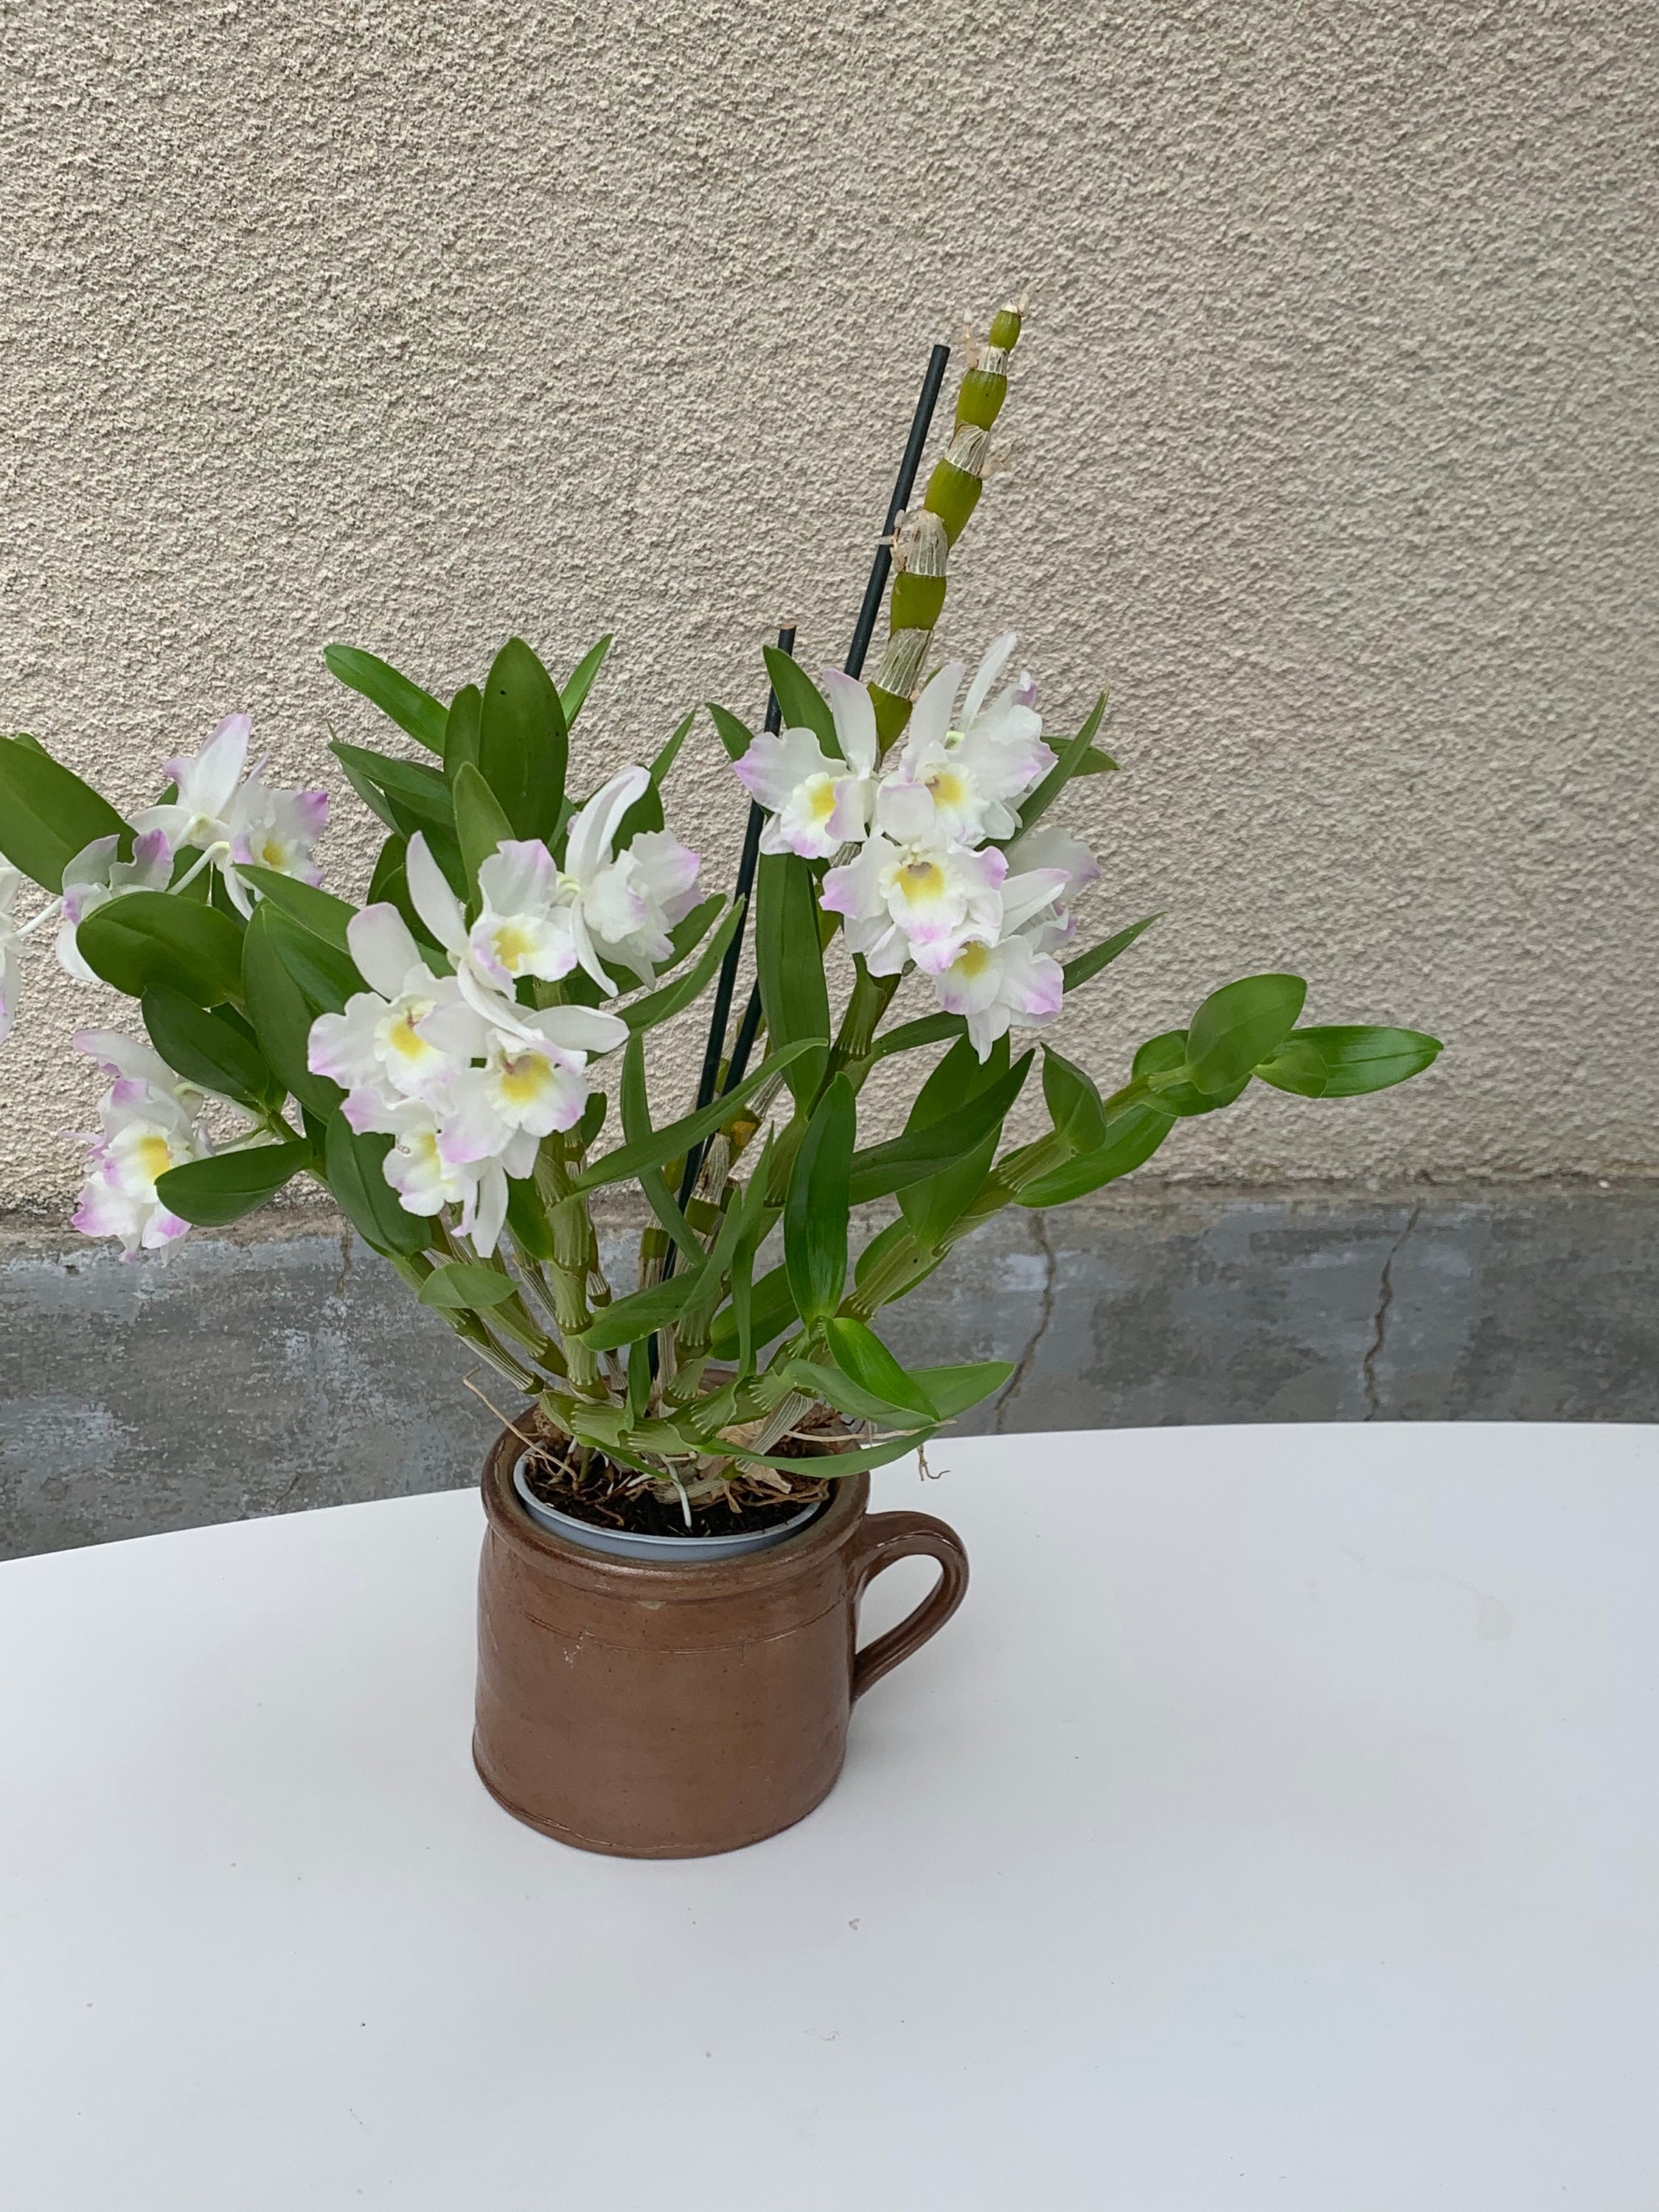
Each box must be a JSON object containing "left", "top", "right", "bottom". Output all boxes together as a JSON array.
[{"left": 3, "top": 1, "right": 1655, "bottom": 1201}]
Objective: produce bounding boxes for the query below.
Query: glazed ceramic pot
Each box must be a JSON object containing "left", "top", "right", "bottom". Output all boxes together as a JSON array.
[{"left": 473, "top": 1421, "right": 970, "bottom": 1858}]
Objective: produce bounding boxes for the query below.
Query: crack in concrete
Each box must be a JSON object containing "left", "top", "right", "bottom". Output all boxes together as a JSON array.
[
  {"left": 335, "top": 1226, "right": 352, "bottom": 1304},
  {"left": 1362, "top": 1202, "right": 1421, "bottom": 1420},
  {"left": 994, "top": 1209, "right": 1055, "bottom": 1433}
]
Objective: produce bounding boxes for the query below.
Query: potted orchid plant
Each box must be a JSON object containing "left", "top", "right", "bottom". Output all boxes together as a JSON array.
[{"left": 0, "top": 301, "right": 1441, "bottom": 1857}]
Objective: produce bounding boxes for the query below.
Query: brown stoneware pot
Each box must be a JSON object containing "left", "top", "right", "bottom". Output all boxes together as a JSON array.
[{"left": 472, "top": 1422, "right": 970, "bottom": 1858}]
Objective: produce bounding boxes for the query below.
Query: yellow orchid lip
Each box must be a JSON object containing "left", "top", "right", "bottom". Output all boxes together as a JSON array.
[
  {"left": 133, "top": 1133, "right": 175, "bottom": 1186},
  {"left": 380, "top": 998, "right": 439, "bottom": 1063},
  {"left": 490, "top": 920, "right": 539, "bottom": 973},
  {"left": 896, "top": 858, "right": 947, "bottom": 905},
  {"left": 495, "top": 1052, "right": 556, "bottom": 1109},
  {"left": 806, "top": 777, "right": 839, "bottom": 824}
]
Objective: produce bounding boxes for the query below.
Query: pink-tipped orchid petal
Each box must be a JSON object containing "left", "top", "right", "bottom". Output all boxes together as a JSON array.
[
  {"left": 347, "top": 904, "right": 425, "bottom": 1000},
  {"left": 904, "top": 659, "right": 966, "bottom": 754},
  {"left": 960, "top": 633, "right": 1018, "bottom": 730},
  {"left": 821, "top": 669, "right": 880, "bottom": 776},
  {"left": 404, "top": 832, "right": 467, "bottom": 954},
  {"left": 565, "top": 766, "right": 650, "bottom": 881}
]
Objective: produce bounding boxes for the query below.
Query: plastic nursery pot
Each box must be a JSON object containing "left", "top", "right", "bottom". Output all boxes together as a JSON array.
[{"left": 473, "top": 1422, "right": 970, "bottom": 1859}]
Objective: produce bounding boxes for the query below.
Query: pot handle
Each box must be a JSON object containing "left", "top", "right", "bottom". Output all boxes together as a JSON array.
[{"left": 849, "top": 1511, "right": 970, "bottom": 1702}]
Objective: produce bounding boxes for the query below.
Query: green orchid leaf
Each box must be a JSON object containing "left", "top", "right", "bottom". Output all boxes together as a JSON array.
[
  {"left": 418, "top": 1262, "right": 518, "bottom": 1311},
  {"left": 706, "top": 702, "right": 755, "bottom": 765},
  {"left": 571, "top": 1042, "right": 818, "bottom": 1193},
  {"left": 866, "top": 1010, "right": 967, "bottom": 1063},
  {"left": 155, "top": 1138, "right": 312, "bottom": 1227},
  {"left": 1256, "top": 1024, "right": 1444, "bottom": 1099},
  {"left": 575, "top": 1267, "right": 708, "bottom": 1354},
  {"left": 1072, "top": 746, "right": 1119, "bottom": 774},
  {"left": 323, "top": 644, "right": 448, "bottom": 754},
  {"left": 1186, "top": 973, "right": 1307, "bottom": 1096},
  {"left": 1015, "top": 1098, "right": 1176, "bottom": 1206},
  {"left": 911, "top": 1360, "right": 1016, "bottom": 1419},
  {"left": 823, "top": 1315, "right": 936, "bottom": 1421},
  {"left": 241, "top": 908, "right": 344, "bottom": 1119},
  {"left": 364, "top": 832, "right": 445, "bottom": 959},
  {"left": 780, "top": 1357, "right": 934, "bottom": 1430},
  {"left": 236, "top": 866, "right": 357, "bottom": 952},
  {"left": 658, "top": 894, "right": 726, "bottom": 972},
  {"left": 504, "top": 1175, "right": 555, "bottom": 1260},
  {"left": 443, "top": 683, "right": 482, "bottom": 780},
  {"left": 1251, "top": 1038, "right": 1329, "bottom": 1097},
  {"left": 77, "top": 891, "right": 244, "bottom": 1008},
  {"left": 762, "top": 647, "right": 838, "bottom": 755},
  {"left": 785, "top": 1074, "right": 856, "bottom": 1325},
  {"left": 716, "top": 1430, "right": 936, "bottom": 1479},
  {"left": 1060, "top": 914, "right": 1160, "bottom": 995},
  {"left": 649, "top": 706, "right": 697, "bottom": 785},
  {"left": 478, "top": 636, "right": 566, "bottom": 843},
  {"left": 560, "top": 636, "right": 612, "bottom": 726},
  {"left": 451, "top": 761, "right": 515, "bottom": 904},
  {"left": 1041, "top": 1043, "right": 1107, "bottom": 1152},
  {"left": 330, "top": 742, "right": 456, "bottom": 838},
  {"left": 141, "top": 987, "right": 280, "bottom": 1112},
  {"left": 709, "top": 1259, "right": 798, "bottom": 1363},
  {"left": 1015, "top": 691, "right": 1107, "bottom": 834},
  {"left": 260, "top": 905, "right": 362, "bottom": 1015},
  {"left": 726, "top": 1132, "right": 778, "bottom": 1375},
  {"left": 755, "top": 853, "right": 830, "bottom": 1105},
  {"left": 897, "top": 1034, "right": 1008, "bottom": 1251},
  {"left": 0, "top": 735, "right": 130, "bottom": 893},
  {"left": 849, "top": 1050, "right": 1033, "bottom": 1204},
  {"left": 1133, "top": 1029, "right": 1251, "bottom": 1116}
]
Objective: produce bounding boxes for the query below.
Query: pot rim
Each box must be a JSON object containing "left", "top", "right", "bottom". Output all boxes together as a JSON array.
[
  {"left": 510, "top": 1451, "right": 827, "bottom": 1563},
  {"left": 481, "top": 1424, "right": 871, "bottom": 1594}
]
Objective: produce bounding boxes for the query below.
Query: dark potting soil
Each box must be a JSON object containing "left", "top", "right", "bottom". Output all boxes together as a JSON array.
[{"left": 519, "top": 1430, "right": 837, "bottom": 1541}]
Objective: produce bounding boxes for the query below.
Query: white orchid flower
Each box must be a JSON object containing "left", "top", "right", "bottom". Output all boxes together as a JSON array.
[
  {"left": 341, "top": 1084, "right": 495, "bottom": 1212},
  {"left": 131, "top": 714, "right": 327, "bottom": 917},
  {"left": 932, "top": 935, "right": 1066, "bottom": 1061},
  {"left": 732, "top": 671, "right": 880, "bottom": 859},
  {"left": 415, "top": 992, "right": 628, "bottom": 1155},
  {"left": 821, "top": 828, "right": 1008, "bottom": 977},
  {"left": 306, "top": 905, "right": 473, "bottom": 1103},
  {"left": 1001, "top": 821, "right": 1101, "bottom": 952},
  {"left": 0, "top": 863, "right": 23, "bottom": 1046},
  {"left": 54, "top": 830, "right": 176, "bottom": 983},
  {"left": 131, "top": 713, "right": 252, "bottom": 855},
  {"left": 224, "top": 773, "right": 327, "bottom": 907},
  {"left": 406, "top": 770, "right": 701, "bottom": 999},
  {"left": 339, "top": 1086, "right": 530, "bottom": 1259},
  {"left": 928, "top": 867, "right": 1074, "bottom": 1060},
  {"left": 69, "top": 1029, "right": 213, "bottom": 1258},
  {"left": 560, "top": 768, "right": 702, "bottom": 985},
  {"left": 882, "top": 636, "right": 1055, "bottom": 847},
  {"left": 406, "top": 833, "right": 580, "bottom": 995}
]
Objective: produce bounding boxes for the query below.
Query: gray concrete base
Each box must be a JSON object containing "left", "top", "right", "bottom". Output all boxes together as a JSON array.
[{"left": 2, "top": 1180, "right": 1655, "bottom": 1560}]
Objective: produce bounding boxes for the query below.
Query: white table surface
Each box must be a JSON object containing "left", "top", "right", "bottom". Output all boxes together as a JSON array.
[{"left": 3, "top": 1422, "right": 1656, "bottom": 2210}]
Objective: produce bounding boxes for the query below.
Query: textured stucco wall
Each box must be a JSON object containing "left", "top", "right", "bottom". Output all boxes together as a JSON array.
[{"left": 3, "top": 1, "right": 1656, "bottom": 1206}]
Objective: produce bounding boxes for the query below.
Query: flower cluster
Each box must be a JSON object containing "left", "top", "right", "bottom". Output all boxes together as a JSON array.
[
  {"left": 0, "top": 716, "right": 329, "bottom": 1255},
  {"left": 307, "top": 767, "right": 698, "bottom": 1253},
  {"left": 130, "top": 712, "right": 328, "bottom": 919},
  {"left": 2, "top": 715, "right": 329, "bottom": 1037},
  {"left": 69, "top": 1031, "right": 215, "bottom": 1257},
  {"left": 732, "top": 634, "right": 1099, "bottom": 1057}
]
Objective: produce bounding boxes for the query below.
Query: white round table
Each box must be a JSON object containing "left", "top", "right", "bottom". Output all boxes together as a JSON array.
[{"left": 3, "top": 1423, "right": 1654, "bottom": 2208}]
